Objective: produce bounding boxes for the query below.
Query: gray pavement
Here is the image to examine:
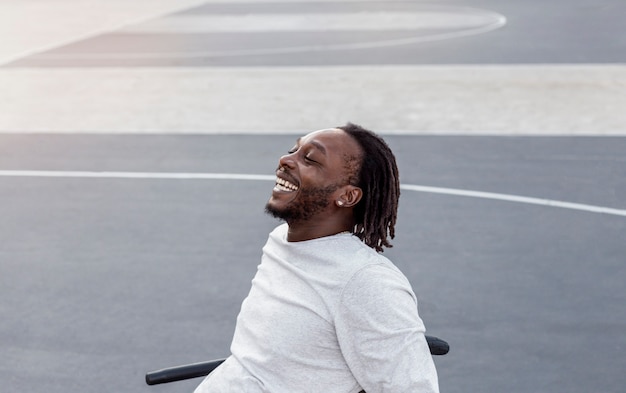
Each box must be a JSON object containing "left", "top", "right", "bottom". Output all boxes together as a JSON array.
[
  {"left": 1, "top": 1, "right": 625, "bottom": 393},
  {"left": 2, "top": 135, "right": 625, "bottom": 393}
]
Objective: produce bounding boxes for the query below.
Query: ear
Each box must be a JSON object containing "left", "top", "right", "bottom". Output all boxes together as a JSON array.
[{"left": 335, "top": 185, "right": 363, "bottom": 208}]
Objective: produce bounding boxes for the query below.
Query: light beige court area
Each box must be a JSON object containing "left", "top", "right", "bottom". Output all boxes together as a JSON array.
[{"left": 2, "top": 65, "right": 625, "bottom": 135}]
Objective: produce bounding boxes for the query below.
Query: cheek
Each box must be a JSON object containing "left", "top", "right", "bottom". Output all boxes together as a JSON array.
[
  {"left": 301, "top": 166, "right": 341, "bottom": 189},
  {"left": 300, "top": 184, "right": 339, "bottom": 203}
]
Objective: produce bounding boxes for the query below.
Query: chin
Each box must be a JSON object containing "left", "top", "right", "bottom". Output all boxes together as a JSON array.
[{"left": 264, "top": 201, "right": 284, "bottom": 220}]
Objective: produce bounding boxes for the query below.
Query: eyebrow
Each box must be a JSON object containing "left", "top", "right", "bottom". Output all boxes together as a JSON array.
[{"left": 296, "top": 138, "right": 327, "bottom": 155}]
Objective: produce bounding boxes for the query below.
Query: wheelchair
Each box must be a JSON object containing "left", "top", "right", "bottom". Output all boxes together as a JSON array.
[{"left": 146, "top": 335, "right": 449, "bottom": 386}]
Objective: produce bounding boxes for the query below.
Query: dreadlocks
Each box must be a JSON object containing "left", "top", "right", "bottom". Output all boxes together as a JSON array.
[{"left": 337, "top": 123, "right": 400, "bottom": 253}]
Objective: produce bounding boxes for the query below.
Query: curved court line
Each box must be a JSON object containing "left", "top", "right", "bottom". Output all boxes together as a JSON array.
[
  {"left": 34, "top": 8, "right": 506, "bottom": 59},
  {"left": 1, "top": 170, "right": 625, "bottom": 217},
  {"left": 400, "top": 184, "right": 626, "bottom": 217},
  {"left": 122, "top": 12, "right": 502, "bottom": 33}
]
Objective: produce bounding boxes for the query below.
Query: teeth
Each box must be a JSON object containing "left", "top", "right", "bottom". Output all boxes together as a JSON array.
[{"left": 275, "top": 177, "right": 298, "bottom": 191}]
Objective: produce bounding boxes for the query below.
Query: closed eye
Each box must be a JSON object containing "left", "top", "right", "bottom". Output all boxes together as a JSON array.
[{"left": 288, "top": 143, "right": 320, "bottom": 165}]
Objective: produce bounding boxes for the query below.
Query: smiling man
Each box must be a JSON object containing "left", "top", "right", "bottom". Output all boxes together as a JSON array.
[{"left": 194, "top": 123, "right": 439, "bottom": 393}]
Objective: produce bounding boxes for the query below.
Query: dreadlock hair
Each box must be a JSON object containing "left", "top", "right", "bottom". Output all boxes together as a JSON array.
[{"left": 337, "top": 122, "right": 400, "bottom": 253}]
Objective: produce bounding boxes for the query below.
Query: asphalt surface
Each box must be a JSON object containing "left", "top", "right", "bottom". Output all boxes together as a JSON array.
[
  {"left": 2, "top": 134, "right": 625, "bottom": 393},
  {"left": 1, "top": 0, "right": 625, "bottom": 393}
]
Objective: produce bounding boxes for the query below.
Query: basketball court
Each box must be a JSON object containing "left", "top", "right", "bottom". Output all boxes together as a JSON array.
[{"left": 1, "top": 1, "right": 625, "bottom": 392}]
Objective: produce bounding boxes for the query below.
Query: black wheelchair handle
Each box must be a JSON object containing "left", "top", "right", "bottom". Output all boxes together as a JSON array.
[{"left": 146, "top": 335, "right": 449, "bottom": 386}]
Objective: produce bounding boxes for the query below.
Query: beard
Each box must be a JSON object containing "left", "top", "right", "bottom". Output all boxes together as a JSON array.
[{"left": 265, "top": 184, "right": 339, "bottom": 223}]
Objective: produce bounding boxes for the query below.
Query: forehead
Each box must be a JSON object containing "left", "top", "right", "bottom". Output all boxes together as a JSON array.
[{"left": 298, "top": 128, "right": 362, "bottom": 159}]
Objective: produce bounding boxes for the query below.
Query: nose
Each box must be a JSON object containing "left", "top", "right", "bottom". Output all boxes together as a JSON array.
[{"left": 278, "top": 152, "right": 296, "bottom": 170}]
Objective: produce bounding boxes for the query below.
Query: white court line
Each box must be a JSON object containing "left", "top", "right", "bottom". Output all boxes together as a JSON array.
[
  {"left": 400, "top": 184, "right": 626, "bottom": 217},
  {"left": 33, "top": 11, "right": 506, "bottom": 59},
  {"left": 0, "top": 170, "right": 273, "bottom": 181},
  {"left": 120, "top": 12, "right": 498, "bottom": 33},
  {"left": 2, "top": 170, "right": 625, "bottom": 217}
]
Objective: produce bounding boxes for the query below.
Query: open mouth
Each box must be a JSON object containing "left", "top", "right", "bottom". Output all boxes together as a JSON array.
[{"left": 274, "top": 176, "right": 299, "bottom": 192}]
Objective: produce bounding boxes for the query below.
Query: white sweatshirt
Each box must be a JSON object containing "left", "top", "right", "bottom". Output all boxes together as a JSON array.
[{"left": 194, "top": 224, "right": 439, "bottom": 393}]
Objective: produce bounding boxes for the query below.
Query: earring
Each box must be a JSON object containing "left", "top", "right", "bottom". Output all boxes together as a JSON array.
[{"left": 337, "top": 200, "right": 344, "bottom": 206}]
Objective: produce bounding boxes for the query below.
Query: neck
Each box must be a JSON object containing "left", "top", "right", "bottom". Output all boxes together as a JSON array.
[{"left": 286, "top": 218, "right": 353, "bottom": 243}]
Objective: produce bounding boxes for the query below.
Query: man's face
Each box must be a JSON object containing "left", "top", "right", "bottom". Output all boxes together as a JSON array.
[{"left": 265, "top": 128, "right": 362, "bottom": 223}]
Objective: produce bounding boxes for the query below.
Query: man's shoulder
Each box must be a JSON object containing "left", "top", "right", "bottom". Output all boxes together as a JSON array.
[
  {"left": 331, "top": 237, "right": 404, "bottom": 282},
  {"left": 343, "top": 236, "right": 393, "bottom": 263}
]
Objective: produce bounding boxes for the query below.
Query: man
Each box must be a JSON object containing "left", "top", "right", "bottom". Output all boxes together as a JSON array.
[{"left": 195, "top": 123, "right": 439, "bottom": 392}]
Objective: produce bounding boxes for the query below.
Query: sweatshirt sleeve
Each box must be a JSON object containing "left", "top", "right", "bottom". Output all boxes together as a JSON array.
[{"left": 335, "top": 264, "right": 439, "bottom": 393}]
